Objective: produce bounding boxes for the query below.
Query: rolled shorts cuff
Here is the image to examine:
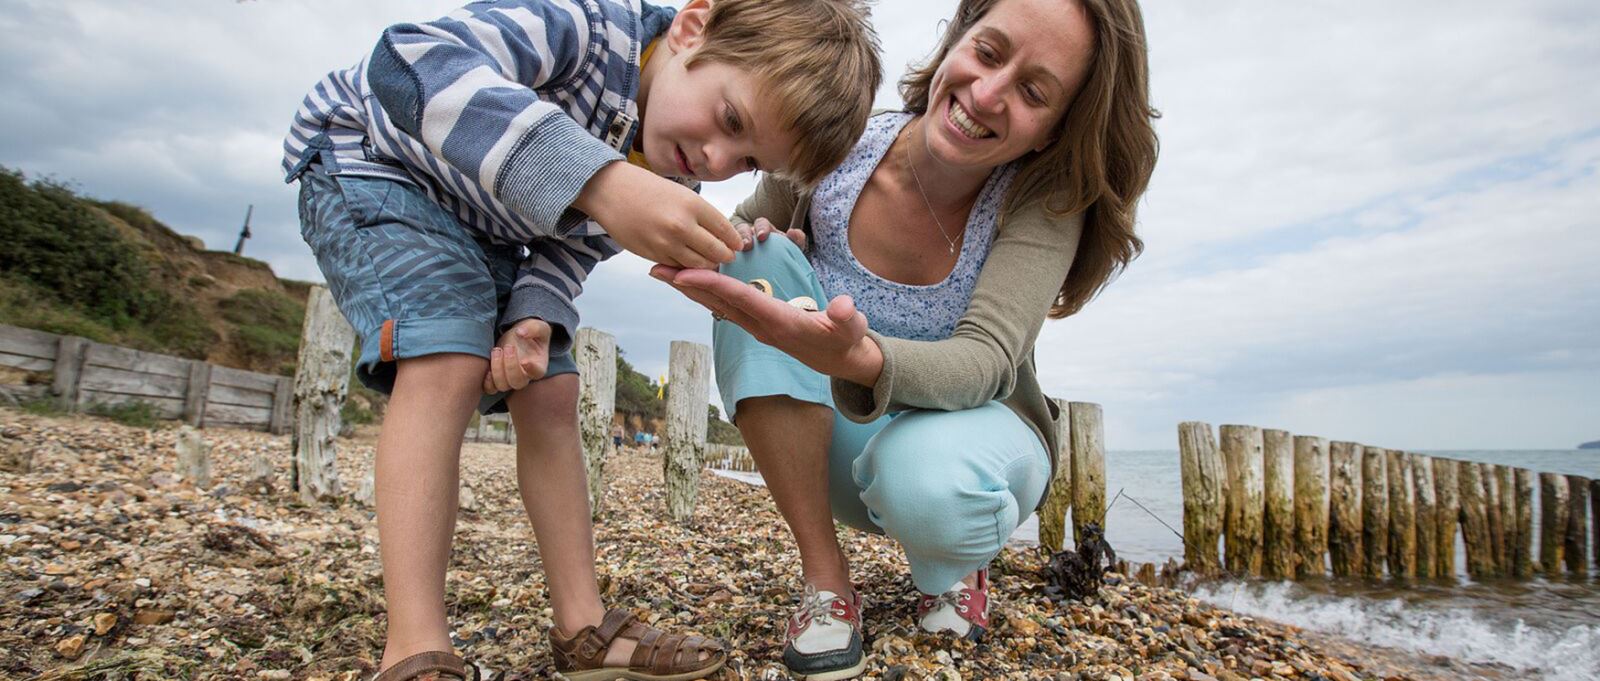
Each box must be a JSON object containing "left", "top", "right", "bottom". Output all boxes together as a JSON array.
[
  {"left": 354, "top": 316, "right": 578, "bottom": 414},
  {"left": 715, "top": 349, "right": 833, "bottom": 422}
]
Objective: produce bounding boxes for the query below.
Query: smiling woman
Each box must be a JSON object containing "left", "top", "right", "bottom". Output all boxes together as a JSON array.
[{"left": 653, "top": 0, "right": 1159, "bottom": 677}]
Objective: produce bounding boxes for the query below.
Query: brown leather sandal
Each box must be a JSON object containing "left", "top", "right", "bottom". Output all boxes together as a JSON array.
[
  {"left": 549, "top": 608, "right": 727, "bottom": 681},
  {"left": 371, "top": 651, "right": 479, "bottom": 681}
]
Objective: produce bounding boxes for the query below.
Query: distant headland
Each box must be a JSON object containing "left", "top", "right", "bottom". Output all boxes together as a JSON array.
[{"left": 1581, "top": 440, "right": 1600, "bottom": 450}]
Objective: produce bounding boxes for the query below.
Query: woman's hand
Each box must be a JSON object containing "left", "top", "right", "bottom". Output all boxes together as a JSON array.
[{"left": 651, "top": 265, "right": 882, "bottom": 387}]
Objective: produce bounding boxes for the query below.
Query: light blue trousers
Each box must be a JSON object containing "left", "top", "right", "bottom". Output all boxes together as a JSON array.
[{"left": 712, "top": 238, "right": 1050, "bottom": 594}]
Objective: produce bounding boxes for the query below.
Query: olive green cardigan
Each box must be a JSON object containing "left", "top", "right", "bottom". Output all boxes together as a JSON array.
[{"left": 730, "top": 166, "right": 1083, "bottom": 471}]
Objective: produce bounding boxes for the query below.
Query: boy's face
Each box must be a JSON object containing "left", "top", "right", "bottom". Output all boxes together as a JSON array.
[{"left": 638, "top": 3, "right": 796, "bottom": 182}]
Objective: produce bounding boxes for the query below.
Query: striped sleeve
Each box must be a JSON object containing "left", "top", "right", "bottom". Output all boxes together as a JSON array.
[
  {"left": 366, "top": 0, "right": 621, "bottom": 237},
  {"left": 503, "top": 236, "right": 622, "bottom": 354}
]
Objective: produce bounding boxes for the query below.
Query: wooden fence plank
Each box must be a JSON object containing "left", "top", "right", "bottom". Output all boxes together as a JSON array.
[
  {"left": 0, "top": 324, "right": 62, "bottom": 359},
  {"left": 0, "top": 352, "right": 52, "bottom": 372},
  {"left": 207, "top": 383, "right": 276, "bottom": 409},
  {"left": 79, "top": 364, "right": 188, "bottom": 399},
  {"left": 79, "top": 390, "right": 185, "bottom": 420},
  {"left": 1262, "top": 428, "right": 1295, "bottom": 579},
  {"left": 204, "top": 402, "right": 274, "bottom": 428},
  {"left": 82, "top": 343, "right": 190, "bottom": 378},
  {"left": 211, "top": 365, "right": 282, "bottom": 393},
  {"left": 1328, "top": 441, "right": 1363, "bottom": 577}
]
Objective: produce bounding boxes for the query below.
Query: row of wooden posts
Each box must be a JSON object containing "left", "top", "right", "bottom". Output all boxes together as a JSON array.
[{"left": 1177, "top": 422, "right": 1596, "bottom": 580}]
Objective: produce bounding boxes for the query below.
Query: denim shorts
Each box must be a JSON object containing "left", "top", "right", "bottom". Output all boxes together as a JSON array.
[{"left": 294, "top": 160, "right": 575, "bottom": 414}]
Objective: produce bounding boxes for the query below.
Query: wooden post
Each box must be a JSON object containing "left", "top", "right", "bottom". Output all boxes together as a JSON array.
[
  {"left": 1539, "top": 473, "right": 1569, "bottom": 576},
  {"left": 1327, "top": 441, "right": 1363, "bottom": 577},
  {"left": 290, "top": 285, "right": 357, "bottom": 504},
  {"left": 182, "top": 360, "right": 212, "bottom": 427},
  {"left": 1482, "top": 464, "right": 1506, "bottom": 574},
  {"left": 51, "top": 336, "right": 88, "bottom": 411},
  {"left": 1493, "top": 465, "right": 1516, "bottom": 573},
  {"left": 1293, "top": 435, "right": 1329, "bottom": 578},
  {"left": 1221, "top": 425, "right": 1264, "bottom": 576},
  {"left": 575, "top": 329, "right": 617, "bottom": 519},
  {"left": 1513, "top": 469, "right": 1535, "bottom": 577},
  {"left": 1592, "top": 479, "right": 1600, "bottom": 571},
  {"left": 1432, "top": 458, "right": 1459, "bottom": 577},
  {"left": 1069, "top": 402, "right": 1106, "bottom": 543},
  {"left": 1565, "top": 475, "right": 1590, "bottom": 575},
  {"left": 1262, "top": 429, "right": 1295, "bottom": 579},
  {"left": 1177, "top": 421, "right": 1222, "bottom": 573},
  {"left": 1459, "top": 461, "right": 1495, "bottom": 577},
  {"left": 175, "top": 426, "right": 212, "bottom": 489},
  {"left": 1038, "top": 398, "right": 1073, "bottom": 553},
  {"left": 269, "top": 376, "right": 293, "bottom": 435},
  {"left": 1361, "top": 446, "right": 1389, "bottom": 578},
  {"left": 663, "top": 341, "right": 710, "bottom": 524},
  {"left": 1411, "top": 454, "right": 1437, "bottom": 578},
  {"left": 247, "top": 450, "right": 273, "bottom": 494},
  {"left": 1385, "top": 450, "right": 1416, "bottom": 578}
]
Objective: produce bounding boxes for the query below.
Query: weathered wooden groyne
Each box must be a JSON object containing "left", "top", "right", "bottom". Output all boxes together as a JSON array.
[{"left": 1178, "top": 421, "right": 1594, "bottom": 579}]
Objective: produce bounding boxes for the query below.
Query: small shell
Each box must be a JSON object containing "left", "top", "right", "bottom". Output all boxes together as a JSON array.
[
  {"left": 786, "top": 296, "right": 819, "bottom": 312},
  {"left": 747, "top": 278, "right": 773, "bottom": 296}
]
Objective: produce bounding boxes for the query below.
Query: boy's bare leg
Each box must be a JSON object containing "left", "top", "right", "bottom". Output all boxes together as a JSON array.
[
  {"left": 736, "top": 396, "right": 852, "bottom": 595},
  {"left": 376, "top": 353, "right": 487, "bottom": 671},
  {"left": 505, "top": 375, "right": 639, "bottom": 665}
]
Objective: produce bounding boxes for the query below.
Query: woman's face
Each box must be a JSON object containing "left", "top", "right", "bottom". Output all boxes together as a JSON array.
[{"left": 923, "top": 0, "right": 1095, "bottom": 171}]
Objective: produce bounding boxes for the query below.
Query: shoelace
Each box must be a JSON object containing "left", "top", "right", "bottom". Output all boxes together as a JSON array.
[
  {"left": 797, "top": 584, "right": 842, "bottom": 625},
  {"left": 925, "top": 589, "right": 970, "bottom": 615}
]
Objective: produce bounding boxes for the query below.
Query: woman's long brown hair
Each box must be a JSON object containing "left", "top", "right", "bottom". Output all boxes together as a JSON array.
[{"left": 900, "top": 0, "right": 1159, "bottom": 318}]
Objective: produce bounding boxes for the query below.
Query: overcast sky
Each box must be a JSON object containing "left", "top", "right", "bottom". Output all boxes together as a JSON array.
[{"left": 2, "top": 1, "right": 1595, "bottom": 450}]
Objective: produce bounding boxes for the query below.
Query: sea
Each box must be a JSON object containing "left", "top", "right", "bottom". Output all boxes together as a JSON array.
[{"left": 714, "top": 449, "right": 1600, "bottom": 680}]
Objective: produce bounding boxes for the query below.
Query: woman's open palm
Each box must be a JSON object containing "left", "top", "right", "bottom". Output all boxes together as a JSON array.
[{"left": 651, "top": 264, "right": 882, "bottom": 385}]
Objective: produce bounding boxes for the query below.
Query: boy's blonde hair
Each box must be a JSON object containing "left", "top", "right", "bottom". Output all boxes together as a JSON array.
[{"left": 687, "top": 0, "right": 882, "bottom": 187}]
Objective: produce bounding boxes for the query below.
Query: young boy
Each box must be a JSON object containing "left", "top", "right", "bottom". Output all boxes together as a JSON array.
[{"left": 281, "top": 1, "right": 880, "bottom": 679}]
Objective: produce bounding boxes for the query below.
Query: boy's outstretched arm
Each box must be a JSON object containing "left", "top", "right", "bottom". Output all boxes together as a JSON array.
[{"left": 366, "top": 0, "right": 741, "bottom": 266}]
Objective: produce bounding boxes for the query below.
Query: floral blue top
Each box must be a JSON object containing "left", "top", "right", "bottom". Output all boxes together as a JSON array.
[{"left": 809, "top": 112, "right": 1017, "bottom": 341}]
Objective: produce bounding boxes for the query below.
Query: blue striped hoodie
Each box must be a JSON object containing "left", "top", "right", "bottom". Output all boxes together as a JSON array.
[{"left": 282, "top": 0, "right": 677, "bottom": 353}]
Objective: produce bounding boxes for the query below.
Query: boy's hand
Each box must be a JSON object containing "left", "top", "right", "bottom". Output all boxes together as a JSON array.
[
  {"left": 484, "top": 318, "right": 551, "bottom": 394},
  {"left": 743, "top": 216, "right": 808, "bottom": 251},
  {"left": 574, "top": 162, "right": 743, "bottom": 269}
]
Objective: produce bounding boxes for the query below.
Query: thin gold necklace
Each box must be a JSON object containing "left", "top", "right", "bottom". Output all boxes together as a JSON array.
[{"left": 904, "top": 130, "right": 961, "bottom": 255}]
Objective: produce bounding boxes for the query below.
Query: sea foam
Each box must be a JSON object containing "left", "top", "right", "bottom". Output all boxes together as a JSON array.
[{"left": 1193, "top": 581, "right": 1600, "bottom": 681}]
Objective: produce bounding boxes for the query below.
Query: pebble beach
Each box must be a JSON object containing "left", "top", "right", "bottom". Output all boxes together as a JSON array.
[{"left": 0, "top": 408, "right": 1486, "bottom": 680}]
